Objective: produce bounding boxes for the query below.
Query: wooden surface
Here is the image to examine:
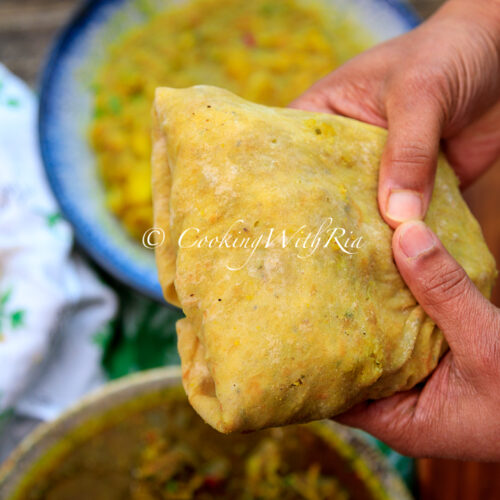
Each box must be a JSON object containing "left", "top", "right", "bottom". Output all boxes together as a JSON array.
[
  {"left": 0, "top": 0, "right": 499, "bottom": 498},
  {"left": 0, "top": 0, "right": 77, "bottom": 87}
]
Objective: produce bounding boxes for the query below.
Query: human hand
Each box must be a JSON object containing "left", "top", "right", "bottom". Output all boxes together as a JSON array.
[
  {"left": 332, "top": 220, "right": 500, "bottom": 461},
  {"left": 290, "top": 0, "right": 500, "bottom": 228}
]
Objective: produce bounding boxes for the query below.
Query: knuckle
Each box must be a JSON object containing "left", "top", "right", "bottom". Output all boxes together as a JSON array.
[
  {"left": 337, "top": 79, "right": 373, "bottom": 103},
  {"left": 390, "top": 67, "right": 439, "bottom": 103},
  {"left": 387, "top": 142, "right": 435, "bottom": 172},
  {"left": 401, "top": 68, "right": 433, "bottom": 93},
  {"left": 419, "top": 264, "right": 469, "bottom": 308},
  {"left": 400, "top": 63, "right": 449, "bottom": 97},
  {"left": 387, "top": 67, "right": 448, "bottom": 123}
]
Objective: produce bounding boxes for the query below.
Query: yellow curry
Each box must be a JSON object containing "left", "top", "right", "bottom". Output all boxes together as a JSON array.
[{"left": 89, "top": 0, "right": 373, "bottom": 239}]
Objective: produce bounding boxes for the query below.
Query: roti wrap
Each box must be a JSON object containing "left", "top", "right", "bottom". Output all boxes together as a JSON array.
[{"left": 152, "top": 85, "right": 496, "bottom": 433}]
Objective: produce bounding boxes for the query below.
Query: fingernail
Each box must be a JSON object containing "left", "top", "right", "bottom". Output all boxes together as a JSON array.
[
  {"left": 386, "top": 190, "right": 423, "bottom": 222},
  {"left": 399, "top": 221, "right": 436, "bottom": 258}
]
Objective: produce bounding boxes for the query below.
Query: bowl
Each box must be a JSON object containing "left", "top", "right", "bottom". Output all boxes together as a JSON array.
[
  {"left": 0, "top": 367, "right": 413, "bottom": 499},
  {"left": 39, "top": 0, "right": 419, "bottom": 301}
]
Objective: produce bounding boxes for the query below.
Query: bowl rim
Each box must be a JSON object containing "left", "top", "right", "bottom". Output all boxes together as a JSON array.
[
  {"left": 0, "top": 366, "right": 413, "bottom": 500},
  {"left": 38, "top": 0, "right": 165, "bottom": 302},
  {"left": 0, "top": 367, "right": 182, "bottom": 496}
]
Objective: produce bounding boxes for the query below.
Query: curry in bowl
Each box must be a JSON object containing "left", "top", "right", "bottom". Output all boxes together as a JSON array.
[
  {"left": 1, "top": 371, "right": 411, "bottom": 500},
  {"left": 89, "top": 0, "right": 373, "bottom": 239}
]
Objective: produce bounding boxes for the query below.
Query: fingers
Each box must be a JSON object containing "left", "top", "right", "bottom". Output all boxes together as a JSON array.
[
  {"left": 335, "top": 389, "right": 423, "bottom": 456},
  {"left": 392, "top": 221, "right": 499, "bottom": 364},
  {"left": 337, "top": 221, "right": 500, "bottom": 458},
  {"left": 289, "top": 72, "right": 339, "bottom": 113},
  {"left": 335, "top": 354, "right": 477, "bottom": 459},
  {"left": 444, "top": 99, "right": 500, "bottom": 187},
  {"left": 289, "top": 54, "right": 389, "bottom": 125},
  {"left": 289, "top": 91, "right": 334, "bottom": 114},
  {"left": 378, "top": 97, "right": 444, "bottom": 229}
]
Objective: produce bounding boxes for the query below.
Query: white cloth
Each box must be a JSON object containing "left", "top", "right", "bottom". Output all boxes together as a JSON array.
[{"left": 0, "top": 64, "right": 117, "bottom": 421}]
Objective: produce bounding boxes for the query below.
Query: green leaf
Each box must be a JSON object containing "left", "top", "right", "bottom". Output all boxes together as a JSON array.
[
  {"left": 101, "top": 286, "right": 182, "bottom": 380},
  {"left": 6, "top": 97, "right": 20, "bottom": 108},
  {"left": 91, "top": 321, "right": 114, "bottom": 350},
  {"left": 10, "top": 310, "right": 25, "bottom": 328}
]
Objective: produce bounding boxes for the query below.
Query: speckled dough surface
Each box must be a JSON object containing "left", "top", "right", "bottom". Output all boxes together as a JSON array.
[{"left": 152, "top": 86, "right": 496, "bottom": 433}]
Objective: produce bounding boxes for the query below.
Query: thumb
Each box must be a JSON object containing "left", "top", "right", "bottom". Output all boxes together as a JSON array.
[
  {"left": 379, "top": 96, "right": 444, "bottom": 229},
  {"left": 392, "top": 220, "right": 498, "bottom": 364}
]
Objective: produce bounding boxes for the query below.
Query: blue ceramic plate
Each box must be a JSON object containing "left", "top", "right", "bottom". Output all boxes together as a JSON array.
[{"left": 39, "top": 0, "right": 420, "bottom": 302}]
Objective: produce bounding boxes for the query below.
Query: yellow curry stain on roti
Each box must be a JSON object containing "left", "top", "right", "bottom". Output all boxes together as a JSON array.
[
  {"left": 152, "top": 85, "right": 497, "bottom": 433},
  {"left": 89, "top": 0, "right": 374, "bottom": 239}
]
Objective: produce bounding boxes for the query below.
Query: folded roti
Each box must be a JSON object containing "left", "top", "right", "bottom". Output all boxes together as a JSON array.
[{"left": 152, "top": 85, "right": 496, "bottom": 433}]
